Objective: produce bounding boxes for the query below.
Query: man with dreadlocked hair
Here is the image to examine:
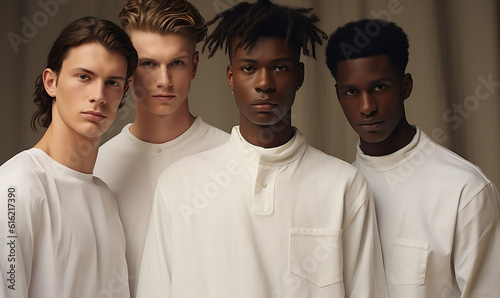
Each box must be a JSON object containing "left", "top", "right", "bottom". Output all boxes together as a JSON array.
[{"left": 136, "top": 1, "right": 388, "bottom": 297}]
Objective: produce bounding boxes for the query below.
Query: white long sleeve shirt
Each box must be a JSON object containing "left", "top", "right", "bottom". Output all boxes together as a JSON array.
[
  {"left": 94, "top": 116, "right": 229, "bottom": 297},
  {"left": 354, "top": 127, "right": 500, "bottom": 298},
  {"left": 136, "top": 126, "right": 388, "bottom": 298},
  {"left": 0, "top": 148, "right": 129, "bottom": 298}
]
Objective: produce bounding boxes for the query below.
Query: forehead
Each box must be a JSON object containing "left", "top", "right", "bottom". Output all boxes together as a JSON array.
[
  {"left": 336, "top": 54, "right": 398, "bottom": 83},
  {"left": 61, "top": 42, "right": 127, "bottom": 74},
  {"left": 230, "top": 36, "right": 299, "bottom": 63},
  {"left": 130, "top": 30, "right": 196, "bottom": 54}
]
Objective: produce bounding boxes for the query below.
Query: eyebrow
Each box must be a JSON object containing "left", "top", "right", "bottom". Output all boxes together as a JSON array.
[
  {"left": 236, "top": 57, "right": 294, "bottom": 64},
  {"left": 337, "top": 78, "right": 391, "bottom": 89},
  {"left": 72, "top": 67, "right": 126, "bottom": 81},
  {"left": 139, "top": 54, "right": 192, "bottom": 61}
]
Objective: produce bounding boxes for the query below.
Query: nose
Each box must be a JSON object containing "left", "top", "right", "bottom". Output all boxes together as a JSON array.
[
  {"left": 89, "top": 80, "right": 106, "bottom": 105},
  {"left": 255, "top": 69, "right": 275, "bottom": 92},
  {"left": 157, "top": 65, "right": 172, "bottom": 88},
  {"left": 360, "top": 92, "right": 377, "bottom": 116}
]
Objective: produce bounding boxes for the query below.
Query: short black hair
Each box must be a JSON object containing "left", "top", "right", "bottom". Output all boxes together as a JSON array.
[
  {"left": 325, "top": 19, "right": 409, "bottom": 78},
  {"left": 203, "top": 0, "right": 327, "bottom": 60}
]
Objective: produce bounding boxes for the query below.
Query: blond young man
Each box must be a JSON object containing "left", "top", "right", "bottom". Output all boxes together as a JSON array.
[{"left": 93, "top": 1, "right": 229, "bottom": 296}]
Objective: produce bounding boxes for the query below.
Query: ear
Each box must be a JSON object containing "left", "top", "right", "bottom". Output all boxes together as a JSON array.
[
  {"left": 191, "top": 51, "right": 200, "bottom": 79},
  {"left": 43, "top": 68, "right": 57, "bottom": 97},
  {"left": 226, "top": 64, "right": 234, "bottom": 91},
  {"left": 297, "top": 62, "right": 305, "bottom": 89},
  {"left": 402, "top": 73, "right": 413, "bottom": 100},
  {"left": 334, "top": 83, "right": 340, "bottom": 101},
  {"left": 124, "top": 81, "right": 130, "bottom": 94}
]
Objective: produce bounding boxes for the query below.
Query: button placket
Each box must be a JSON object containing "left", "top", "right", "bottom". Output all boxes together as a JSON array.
[{"left": 252, "top": 166, "right": 278, "bottom": 215}]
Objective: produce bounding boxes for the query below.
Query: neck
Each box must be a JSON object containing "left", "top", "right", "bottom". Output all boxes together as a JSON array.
[
  {"left": 33, "top": 125, "right": 100, "bottom": 174},
  {"left": 130, "top": 99, "right": 195, "bottom": 144},
  {"left": 360, "top": 117, "right": 416, "bottom": 156},
  {"left": 239, "top": 114, "right": 295, "bottom": 148}
]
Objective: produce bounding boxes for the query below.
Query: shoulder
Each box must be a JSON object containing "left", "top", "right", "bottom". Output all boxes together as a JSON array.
[
  {"left": 0, "top": 150, "right": 47, "bottom": 206},
  {"left": 158, "top": 144, "right": 230, "bottom": 180},
  {"left": 195, "top": 119, "right": 231, "bottom": 143},
  {"left": 304, "top": 145, "right": 361, "bottom": 178},
  {"left": 427, "top": 139, "right": 491, "bottom": 185},
  {"left": 95, "top": 125, "right": 137, "bottom": 176},
  {"left": 92, "top": 176, "right": 115, "bottom": 194},
  {"left": 303, "top": 146, "right": 372, "bottom": 219},
  {"left": 1, "top": 150, "right": 43, "bottom": 182},
  {"left": 98, "top": 125, "right": 130, "bottom": 153},
  {"left": 413, "top": 135, "right": 495, "bottom": 208},
  {"left": 300, "top": 145, "right": 370, "bottom": 202}
]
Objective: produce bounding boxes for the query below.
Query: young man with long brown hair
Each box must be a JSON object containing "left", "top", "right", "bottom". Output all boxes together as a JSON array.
[{"left": 0, "top": 16, "right": 137, "bottom": 297}]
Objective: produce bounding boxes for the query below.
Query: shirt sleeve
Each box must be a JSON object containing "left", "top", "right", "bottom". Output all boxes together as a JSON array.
[
  {"left": 341, "top": 172, "right": 389, "bottom": 298},
  {"left": 0, "top": 178, "right": 41, "bottom": 297},
  {"left": 454, "top": 182, "right": 500, "bottom": 297},
  {"left": 136, "top": 181, "right": 173, "bottom": 298}
]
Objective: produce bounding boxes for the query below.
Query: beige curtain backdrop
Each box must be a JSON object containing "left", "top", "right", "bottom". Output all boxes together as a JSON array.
[{"left": 1, "top": 0, "right": 499, "bottom": 188}]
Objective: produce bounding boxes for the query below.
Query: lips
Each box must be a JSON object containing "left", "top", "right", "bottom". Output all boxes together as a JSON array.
[
  {"left": 251, "top": 98, "right": 278, "bottom": 111},
  {"left": 153, "top": 93, "right": 175, "bottom": 101},
  {"left": 358, "top": 119, "right": 383, "bottom": 130},
  {"left": 82, "top": 111, "right": 106, "bottom": 122}
]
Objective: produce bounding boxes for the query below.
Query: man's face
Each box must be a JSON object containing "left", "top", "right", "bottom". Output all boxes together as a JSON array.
[
  {"left": 44, "top": 42, "right": 127, "bottom": 139},
  {"left": 227, "top": 36, "right": 304, "bottom": 131},
  {"left": 335, "top": 54, "right": 412, "bottom": 148},
  {"left": 129, "top": 31, "right": 198, "bottom": 118}
]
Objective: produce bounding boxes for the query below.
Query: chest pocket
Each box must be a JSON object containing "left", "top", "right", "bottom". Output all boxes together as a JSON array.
[
  {"left": 390, "top": 238, "right": 430, "bottom": 286},
  {"left": 288, "top": 228, "right": 343, "bottom": 288}
]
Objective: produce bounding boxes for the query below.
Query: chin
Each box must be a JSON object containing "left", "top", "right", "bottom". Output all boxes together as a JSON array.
[{"left": 360, "top": 133, "right": 390, "bottom": 144}]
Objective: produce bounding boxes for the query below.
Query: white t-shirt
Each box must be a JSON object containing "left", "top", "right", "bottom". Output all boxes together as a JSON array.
[
  {"left": 0, "top": 148, "right": 129, "bottom": 298},
  {"left": 94, "top": 116, "right": 229, "bottom": 297},
  {"left": 136, "top": 126, "right": 388, "bottom": 298},
  {"left": 354, "top": 127, "right": 500, "bottom": 298}
]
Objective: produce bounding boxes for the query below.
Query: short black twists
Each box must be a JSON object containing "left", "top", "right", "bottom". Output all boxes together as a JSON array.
[{"left": 203, "top": 0, "right": 327, "bottom": 59}]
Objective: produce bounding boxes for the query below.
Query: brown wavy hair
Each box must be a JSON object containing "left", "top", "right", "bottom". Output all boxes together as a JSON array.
[{"left": 31, "top": 16, "right": 138, "bottom": 131}]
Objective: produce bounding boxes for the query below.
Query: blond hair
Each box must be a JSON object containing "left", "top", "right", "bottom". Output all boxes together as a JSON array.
[{"left": 118, "top": 0, "right": 207, "bottom": 43}]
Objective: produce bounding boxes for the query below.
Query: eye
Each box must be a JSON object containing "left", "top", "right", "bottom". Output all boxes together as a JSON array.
[
  {"left": 141, "top": 61, "right": 154, "bottom": 67},
  {"left": 171, "top": 60, "right": 184, "bottom": 66},
  {"left": 241, "top": 66, "right": 254, "bottom": 73},
  {"left": 77, "top": 74, "right": 90, "bottom": 80},
  {"left": 106, "top": 80, "right": 121, "bottom": 87},
  {"left": 344, "top": 89, "right": 358, "bottom": 96},
  {"left": 275, "top": 65, "right": 288, "bottom": 72},
  {"left": 373, "top": 84, "right": 388, "bottom": 92}
]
